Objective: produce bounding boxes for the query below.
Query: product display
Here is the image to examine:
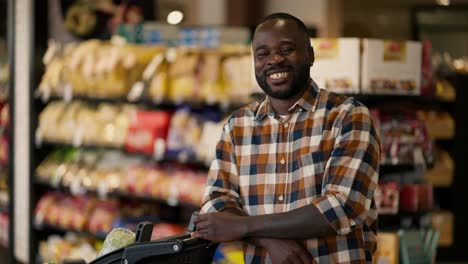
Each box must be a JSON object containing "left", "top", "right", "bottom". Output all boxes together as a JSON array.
[
  {"left": 39, "top": 233, "right": 99, "bottom": 264},
  {"left": 34, "top": 192, "right": 161, "bottom": 236},
  {"left": 371, "top": 109, "right": 432, "bottom": 166},
  {"left": 374, "top": 232, "right": 399, "bottom": 264},
  {"left": 310, "top": 38, "right": 360, "bottom": 93},
  {"left": 26, "top": 17, "right": 465, "bottom": 262},
  {"left": 38, "top": 40, "right": 256, "bottom": 105},
  {"left": 376, "top": 181, "right": 399, "bottom": 215},
  {"left": 431, "top": 210, "right": 454, "bottom": 247},
  {"left": 361, "top": 39, "right": 422, "bottom": 95},
  {"left": 37, "top": 101, "right": 136, "bottom": 147},
  {"left": 418, "top": 110, "right": 454, "bottom": 140},
  {"left": 425, "top": 149, "right": 453, "bottom": 187},
  {"left": 36, "top": 148, "right": 207, "bottom": 206}
]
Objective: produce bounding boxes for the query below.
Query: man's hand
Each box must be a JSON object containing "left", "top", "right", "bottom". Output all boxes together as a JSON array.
[
  {"left": 262, "top": 239, "right": 314, "bottom": 264},
  {"left": 191, "top": 212, "right": 247, "bottom": 242}
]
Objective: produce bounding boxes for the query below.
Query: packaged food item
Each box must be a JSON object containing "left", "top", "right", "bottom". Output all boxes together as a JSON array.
[
  {"left": 310, "top": 38, "right": 360, "bottom": 93},
  {"left": 196, "top": 121, "right": 224, "bottom": 166},
  {"left": 431, "top": 210, "right": 453, "bottom": 246},
  {"left": 39, "top": 233, "right": 99, "bottom": 263},
  {"left": 151, "top": 223, "right": 185, "bottom": 240},
  {"left": 87, "top": 199, "right": 120, "bottom": 236},
  {"left": 375, "top": 181, "right": 399, "bottom": 215},
  {"left": 125, "top": 110, "right": 172, "bottom": 157},
  {"left": 222, "top": 45, "right": 255, "bottom": 104},
  {"left": 374, "top": 232, "right": 399, "bottom": 264},
  {"left": 417, "top": 110, "right": 454, "bottom": 140},
  {"left": 200, "top": 52, "right": 224, "bottom": 104},
  {"left": 425, "top": 149, "right": 453, "bottom": 187},
  {"left": 361, "top": 39, "right": 422, "bottom": 95},
  {"left": 168, "top": 49, "right": 200, "bottom": 102}
]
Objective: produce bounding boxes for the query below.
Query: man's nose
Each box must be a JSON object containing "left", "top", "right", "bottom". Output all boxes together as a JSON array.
[{"left": 267, "top": 52, "right": 285, "bottom": 65}]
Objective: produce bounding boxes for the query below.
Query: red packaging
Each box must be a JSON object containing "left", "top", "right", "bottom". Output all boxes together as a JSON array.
[
  {"left": 376, "top": 181, "right": 399, "bottom": 215},
  {"left": 418, "top": 183, "right": 433, "bottom": 211},
  {"left": 399, "top": 184, "right": 419, "bottom": 212},
  {"left": 125, "top": 111, "right": 171, "bottom": 156},
  {"left": 151, "top": 223, "right": 186, "bottom": 240}
]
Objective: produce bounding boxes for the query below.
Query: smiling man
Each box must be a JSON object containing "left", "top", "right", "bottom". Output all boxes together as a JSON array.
[{"left": 193, "top": 13, "right": 380, "bottom": 264}]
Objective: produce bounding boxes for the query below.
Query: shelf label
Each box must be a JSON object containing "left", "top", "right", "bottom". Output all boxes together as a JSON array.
[
  {"left": 97, "top": 182, "right": 109, "bottom": 200},
  {"left": 70, "top": 177, "right": 85, "bottom": 196},
  {"left": 35, "top": 129, "right": 43, "bottom": 147},
  {"left": 63, "top": 83, "right": 73, "bottom": 103},
  {"left": 72, "top": 126, "right": 84, "bottom": 147},
  {"left": 167, "top": 183, "right": 179, "bottom": 207},
  {"left": 153, "top": 138, "right": 166, "bottom": 161},
  {"left": 40, "top": 85, "right": 51, "bottom": 103}
]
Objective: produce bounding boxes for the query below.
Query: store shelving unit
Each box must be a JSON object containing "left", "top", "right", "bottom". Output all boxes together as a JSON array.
[{"left": 25, "top": 2, "right": 467, "bottom": 263}]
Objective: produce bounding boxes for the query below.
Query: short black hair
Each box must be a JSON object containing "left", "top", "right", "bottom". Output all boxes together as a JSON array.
[{"left": 253, "top": 12, "right": 310, "bottom": 40}]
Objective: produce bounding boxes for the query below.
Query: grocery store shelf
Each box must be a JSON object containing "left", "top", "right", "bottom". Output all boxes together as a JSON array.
[
  {"left": 42, "top": 94, "right": 251, "bottom": 111},
  {"left": 35, "top": 178, "right": 201, "bottom": 209},
  {"left": 37, "top": 140, "right": 211, "bottom": 170},
  {"left": 378, "top": 210, "right": 432, "bottom": 231},
  {"left": 34, "top": 223, "right": 106, "bottom": 240},
  {"left": 346, "top": 93, "right": 454, "bottom": 106}
]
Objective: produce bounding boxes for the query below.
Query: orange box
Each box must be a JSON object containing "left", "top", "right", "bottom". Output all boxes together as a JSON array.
[
  {"left": 431, "top": 211, "right": 454, "bottom": 246},
  {"left": 374, "top": 232, "right": 399, "bottom": 264}
]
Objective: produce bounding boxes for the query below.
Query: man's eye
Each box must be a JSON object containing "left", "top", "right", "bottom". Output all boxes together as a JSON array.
[
  {"left": 281, "top": 48, "right": 294, "bottom": 54},
  {"left": 256, "top": 53, "right": 268, "bottom": 58}
]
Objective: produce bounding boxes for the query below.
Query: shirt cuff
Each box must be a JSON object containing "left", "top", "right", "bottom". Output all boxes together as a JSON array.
[
  {"left": 312, "top": 194, "right": 354, "bottom": 235},
  {"left": 200, "top": 198, "right": 242, "bottom": 214}
]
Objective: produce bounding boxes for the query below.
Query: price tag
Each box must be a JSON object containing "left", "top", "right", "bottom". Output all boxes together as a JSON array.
[
  {"left": 70, "top": 177, "right": 85, "bottom": 196},
  {"left": 127, "top": 81, "right": 145, "bottom": 102},
  {"left": 35, "top": 129, "right": 43, "bottom": 147},
  {"left": 40, "top": 85, "right": 51, "bottom": 103},
  {"left": 34, "top": 212, "right": 45, "bottom": 227},
  {"left": 97, "top": 181, "right": 109, "bottom": 200},
  {"left": 153, "top": 138, "right": 166, "bottom": 161},
  {"left": 63, "top": 83, "right": 73, "bottom": 103},
  {"left": 178, "top": 151, "right": 189, "bottom": 164},
  {"left": 72, "top": 126, "right": 84, "bottom": 147},
  {"left": 413, "top": 147, "right": 426, "bottom": 167},
  {"left": 205, "top": 94, "right": 217, "bottom": 105},
  {"left": 167, "top": 184, "right": 179, "bottom": 207}
]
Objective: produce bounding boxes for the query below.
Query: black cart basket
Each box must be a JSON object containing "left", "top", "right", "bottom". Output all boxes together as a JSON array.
[{"left": 66, "top": 212, "right": 218, "bottom": 264}]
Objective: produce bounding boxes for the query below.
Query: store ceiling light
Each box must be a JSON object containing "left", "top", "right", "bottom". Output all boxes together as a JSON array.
[
  {"left": 436, "top": 0, "right": 450, "bottom": 6},
  {"left": 167, "top": 10, "right": 184, "bottom": 25}
]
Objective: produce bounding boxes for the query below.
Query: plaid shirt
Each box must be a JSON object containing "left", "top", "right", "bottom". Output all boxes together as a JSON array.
[{"left": 201, "top": 81, "right": 380, "bottom": 263}]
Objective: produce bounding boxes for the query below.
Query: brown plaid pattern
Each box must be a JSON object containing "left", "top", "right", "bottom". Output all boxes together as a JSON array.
[{"left": 201, "top": 82, "right": 380, "bottom": 263}]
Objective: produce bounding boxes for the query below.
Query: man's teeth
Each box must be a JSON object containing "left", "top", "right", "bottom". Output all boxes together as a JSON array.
[{"left": 269, "top": 72, "right": 288, "bottom": 80}]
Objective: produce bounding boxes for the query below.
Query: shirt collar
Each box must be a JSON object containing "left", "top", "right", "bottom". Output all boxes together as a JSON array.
[{"left": 254, "top": 79, "right": 320, "bottom": 122}]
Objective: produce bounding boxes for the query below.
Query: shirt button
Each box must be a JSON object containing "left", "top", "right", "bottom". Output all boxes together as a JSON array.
[
  {"left": 280, "top": 158, "right": 285, "bottom": 165},
  {"left": 279, "top": 195, "right": 284, "bottom": 201},
  {"left": 284, "top": 123, "right": 289, "bottom": 128}
]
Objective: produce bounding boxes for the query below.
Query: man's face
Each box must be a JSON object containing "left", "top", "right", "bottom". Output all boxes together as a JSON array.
[{"left": 252, "top": 19, "right": 312, "bottom": 100}]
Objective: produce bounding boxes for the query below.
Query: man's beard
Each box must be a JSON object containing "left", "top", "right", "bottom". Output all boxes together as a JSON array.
[{"left": 255, "top": 63, "right": 310, "bottom": 100}]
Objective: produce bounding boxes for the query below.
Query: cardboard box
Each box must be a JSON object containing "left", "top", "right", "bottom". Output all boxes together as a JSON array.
[
  {"left": 310, "top": 38, "right": 361, "bottom": 94},
  {"left": 374, "top": 232, "right": 399, "bottom": 264},
  {"left": 431, "top": 210, "right": 454, "bottom": 246},
  {"left": 362, "top": 39, "right": 422, "bottom": 95}
]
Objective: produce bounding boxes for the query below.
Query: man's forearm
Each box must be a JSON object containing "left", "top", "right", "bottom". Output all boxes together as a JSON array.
[
  {"left": 221, "top": 207, "right": 271, "bottom": 247},
  {"left": 243, "top": 204, "right": 335, "bottom": 239}
]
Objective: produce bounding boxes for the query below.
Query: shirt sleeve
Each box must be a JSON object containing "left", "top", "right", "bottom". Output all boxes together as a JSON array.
[
  {"left": 311, "top": 103, "right": 380, "bottom": 235},
  {"left": 200, "top": 121, "right": 243, "bottom": 214}
]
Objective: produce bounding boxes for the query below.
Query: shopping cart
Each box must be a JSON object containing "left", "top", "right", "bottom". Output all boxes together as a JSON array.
[{"left": 64, "top": 212, "right": 218, "bottom": 264}]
